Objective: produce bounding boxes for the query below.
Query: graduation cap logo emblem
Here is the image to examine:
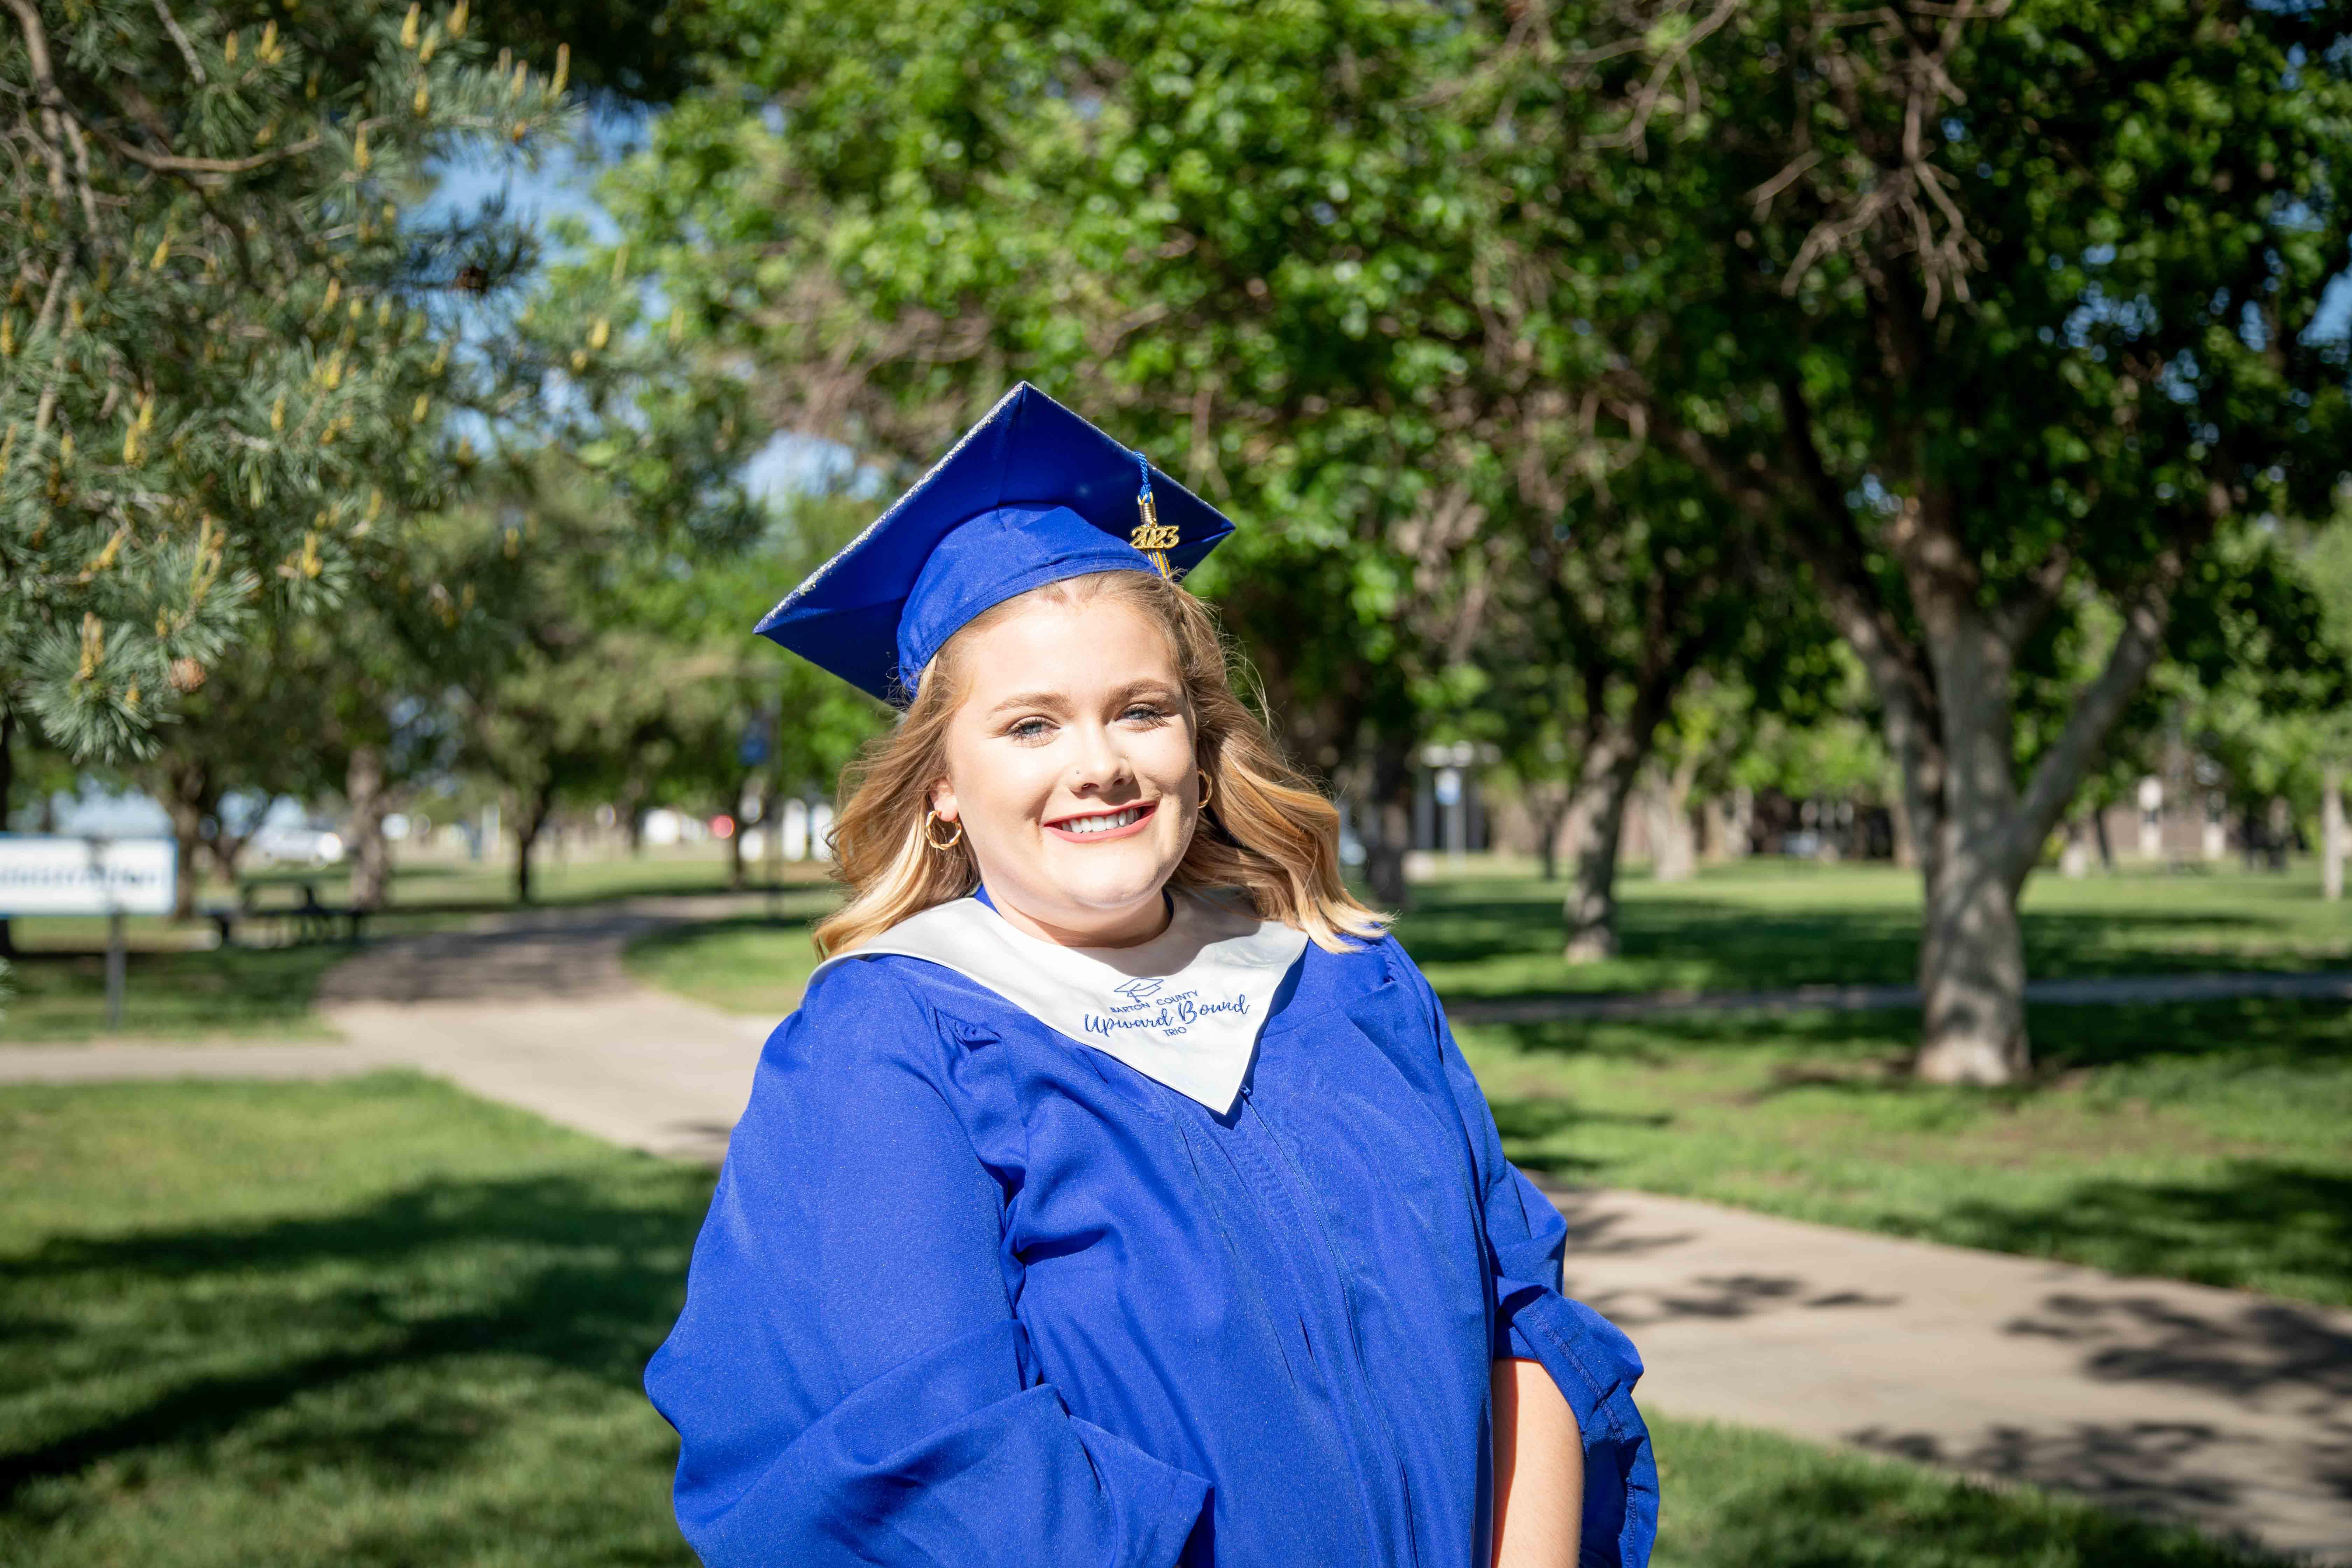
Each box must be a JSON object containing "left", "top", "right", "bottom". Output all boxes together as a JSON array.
[{"left": 1112, "top": 976, "right": 1167, "bottom": 1003}]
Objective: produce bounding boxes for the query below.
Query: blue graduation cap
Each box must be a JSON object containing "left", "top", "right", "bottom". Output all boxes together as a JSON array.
[{"left": 755, "top": 383, "right": 1236, "bottom": 704}]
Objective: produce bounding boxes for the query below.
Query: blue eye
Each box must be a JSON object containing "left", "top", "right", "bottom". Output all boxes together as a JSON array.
[{"left": 1008, "top": 718, "right": 1054, "bottom": 742}]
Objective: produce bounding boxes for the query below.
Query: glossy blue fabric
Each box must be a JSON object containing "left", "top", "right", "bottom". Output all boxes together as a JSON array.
[
  {"left": 753, "top": 382, "right": 1236, "bottom": 704},
  {"left": 646, "top": 932, "right": 1658, "bottom": 1567}
]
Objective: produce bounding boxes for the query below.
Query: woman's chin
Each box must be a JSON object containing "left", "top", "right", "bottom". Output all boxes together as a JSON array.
[{"left": 1035, "top": 848, "right": 1181, "bottom": 920}]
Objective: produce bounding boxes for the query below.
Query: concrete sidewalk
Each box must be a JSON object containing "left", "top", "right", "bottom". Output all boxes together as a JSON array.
[
  {"left": 2, "top": 909, "right": 2345, "bottom": 1561},
  {"left": 1547, "top": 1184, "right": 2352, "bottom": 1561}
]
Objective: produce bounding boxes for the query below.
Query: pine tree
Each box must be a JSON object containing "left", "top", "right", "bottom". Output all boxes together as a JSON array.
[{"left": 0, "top": 0, "right": 571, "bottom": 762}]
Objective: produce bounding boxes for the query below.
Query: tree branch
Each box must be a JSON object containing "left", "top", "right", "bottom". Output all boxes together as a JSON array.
[
  {"left": 148, "top": 0, "right": 206, "bottom": 85},
  {"left": 3, "top": 0, "right": 88, "bottom": 223},
  {"left": 84, "top": 116, "right": 325, "bottom": 176},
  {"left": 2004, "top": 506, "right": 2216, "bottom": 881}
]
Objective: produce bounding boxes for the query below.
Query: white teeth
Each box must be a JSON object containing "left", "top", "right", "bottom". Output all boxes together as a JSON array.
[{"left": 1059, "top": 806, "right": 1144, "bottom": 835}]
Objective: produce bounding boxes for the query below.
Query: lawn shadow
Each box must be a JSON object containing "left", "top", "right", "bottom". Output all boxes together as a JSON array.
[
  {"left": 1921, "top": 1161, "right": 2352, "bottom": 1308},
  {"left": 1477, "top": 994, "right": 2352, "bottom": 1097},
  {"left": 1485, "top": 1092, "right": 1672, "bottom": 1180},
  {"left": 622, "top": 913, "right": 817, "bottom": 961},
  {"left": 0, "top": 944, "right": 349, "bottom": 1041},
  {"left": 1486, "top": 1007, "right": 1921, "bottom": 1065},
  {"left": 2031, "top": 998, "right": 2352, "bottom": 1074},
  {"left": 0, "top": 1163, "right": 713, "bottom": 1509}
]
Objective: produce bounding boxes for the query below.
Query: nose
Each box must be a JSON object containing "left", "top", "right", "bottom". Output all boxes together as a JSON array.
[{"left": 1066, "top": 719, "right": 1135, "bottom": 797}]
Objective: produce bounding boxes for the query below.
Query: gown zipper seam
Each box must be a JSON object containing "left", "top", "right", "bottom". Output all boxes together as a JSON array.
[{"left": 1241, "top": 1079, "right": 1423, "bottom": 1568}]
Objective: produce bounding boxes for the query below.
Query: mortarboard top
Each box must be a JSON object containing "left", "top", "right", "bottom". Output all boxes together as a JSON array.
[{"left": 754, "top": 383, "right": 1236, "bottom": 704}]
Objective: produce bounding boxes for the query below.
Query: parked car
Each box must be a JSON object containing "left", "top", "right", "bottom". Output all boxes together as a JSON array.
[{"left": 248, "top": 824, "right": 346, "bottom": 867}]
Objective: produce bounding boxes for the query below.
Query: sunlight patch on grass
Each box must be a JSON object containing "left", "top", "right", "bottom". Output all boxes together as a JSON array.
[{"left": 621, "top": 915, "right": 826, "bottom": 1021}]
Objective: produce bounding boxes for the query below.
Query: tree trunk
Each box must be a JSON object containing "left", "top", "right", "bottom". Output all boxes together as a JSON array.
[
  {"left": 1726, "top": 786, "right": 1753, "bottom": 859},
  {"left": 1886, "top": 769, "right": 1918, "bottom": 869},
  {"left": 1360, "top": 737, "right": 1415, "bottom": 909},
  {"left": 1916, "top": 846, "right": 2030, "bottom": 1084},
  {"left": 1561, "top": 729, "right": 1648, "bottom": 962},
  {"left": 345, "top": 744, "right": 393, "bottom": 910},
  {"left": 1910, "top": 604, "right": 2034, "bottom": 1085},
  {"left": 512, "top": 786, "right": 553, "bottom": 905},
  {"left": 1649, "top": 752, "right": 1701, "bottom": 883},
  {"left": 2324, "top": 763, "right": 2344, "bottom": 903},
  {"left": 207, "top": 816, "right": 259, "bottom": 887},
  {"left": 2092, "top": 807, "right": 2115, "bottom": 870},
  {"left": 1532, "top": 788, "right": 1571, "bottom": 882},
  {"left": 157, "top": 759, "right": 215, "bottom": 922}
]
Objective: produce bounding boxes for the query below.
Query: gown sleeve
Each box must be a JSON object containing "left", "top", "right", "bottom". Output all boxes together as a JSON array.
[
  {"left": 1400, "top": 945, "right": 1661, "bottom": 1568},
  {"left": 644, "top": 959, "right": 1210, "bottom": 1568}
]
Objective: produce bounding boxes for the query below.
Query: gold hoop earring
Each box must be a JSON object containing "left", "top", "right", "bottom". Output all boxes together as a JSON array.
[
  {"left": 1197, "top": 769, "right": 1215, "bottom": 810},
  {"left": 923, "top": 809, "right": 964, "bottom": 851}
]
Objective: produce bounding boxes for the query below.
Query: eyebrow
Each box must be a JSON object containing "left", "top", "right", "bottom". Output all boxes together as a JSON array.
[{"left": 986, "top": 680, "right": 1182, "bottom": 718}]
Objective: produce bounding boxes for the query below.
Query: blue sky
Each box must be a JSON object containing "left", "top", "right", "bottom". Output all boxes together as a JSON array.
[{"left": 418, "top": 107, "right": 859, "bottom": 503}]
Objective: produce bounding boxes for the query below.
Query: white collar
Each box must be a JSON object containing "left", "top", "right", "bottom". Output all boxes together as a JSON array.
[{"left": 812, "top": 890, "right": 1309, "bottom": 1114}]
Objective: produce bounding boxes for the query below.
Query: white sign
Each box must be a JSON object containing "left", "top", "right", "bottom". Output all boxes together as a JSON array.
[{"left": 0, "top": 836, "right": 177, "bottom": 916}]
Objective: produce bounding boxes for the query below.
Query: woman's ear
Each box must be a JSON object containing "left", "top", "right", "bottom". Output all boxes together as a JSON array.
[{"left": 930, "top": 781, "right": 959, "bottom": 824}]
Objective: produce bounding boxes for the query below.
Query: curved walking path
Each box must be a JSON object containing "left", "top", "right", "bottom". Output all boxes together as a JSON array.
[{"left": 1, "top": 912, "right": 2347, "bottom": 1561}]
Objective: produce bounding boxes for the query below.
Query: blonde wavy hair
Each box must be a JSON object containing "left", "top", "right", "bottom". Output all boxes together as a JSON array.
[{"left": 813, "top": 570, "right": 1387, "bottom": 957}]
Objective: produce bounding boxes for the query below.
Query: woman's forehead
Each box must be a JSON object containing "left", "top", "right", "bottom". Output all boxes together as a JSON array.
[{"left": 956, "top": 595, "right": 1183, "bottom": 700}]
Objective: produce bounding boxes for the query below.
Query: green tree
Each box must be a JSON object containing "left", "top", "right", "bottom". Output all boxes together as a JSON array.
[
  {"left": 601, "top": 0, "right": 1839, "bottom": 927},
  {"left": 1525, "top": 0, "right": 2352, "bottom": 1080},
  {"left": 1, "top": 0, "right": 572, "bottom": 770},
  {"left": 130, "top": 635, "right": 306, "bottom": 916},
  {"left": 595, "top": 490, "right": 887, "bottom": 887}
]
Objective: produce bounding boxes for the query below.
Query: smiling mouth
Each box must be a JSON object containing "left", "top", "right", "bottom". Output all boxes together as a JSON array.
[{"left": 1044, "top": 800, "right": 1158, "bottom": 842}]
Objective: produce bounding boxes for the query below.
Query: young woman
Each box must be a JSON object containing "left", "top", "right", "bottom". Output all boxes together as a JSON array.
[{"left": 646, "top": 385, "right": 1657, "bottom": 1568}]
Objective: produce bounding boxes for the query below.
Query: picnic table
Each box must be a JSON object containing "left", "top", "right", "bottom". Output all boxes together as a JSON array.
[{"left": 206, "top": 881, "right": 369, "bottom": 947}]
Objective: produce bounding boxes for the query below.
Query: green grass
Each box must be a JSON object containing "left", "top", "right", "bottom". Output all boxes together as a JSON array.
[
  {"left": 1397, "top": 860, "right": 2352, "bottom": 1000},
  {"left": 1392, "top": 864, "right": 2352, "bottom": 1309},
  {"left": 1648, "top": 1416, "right": 2280, "bottom": 1567},
  {"left": 1464, "top": 997, "right": 2352, "bottom": 1307},
  {"left": 621, "top": 913, "right": 827, "bottom": 1020},
  {"left": 0, "top": 944, "right": 349, "bottom": 1043},
  {"left": 0, "top": 1078, "right": 2284, "bottom": 1567},
  {"left": 0, "top": 1075, "right": 708, "bottom": 1566}
]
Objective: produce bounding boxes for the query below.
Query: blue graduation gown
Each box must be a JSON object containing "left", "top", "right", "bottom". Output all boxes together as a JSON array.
[{"left": 645, "top": 929, "right": 1658, "bottom": 1566}]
